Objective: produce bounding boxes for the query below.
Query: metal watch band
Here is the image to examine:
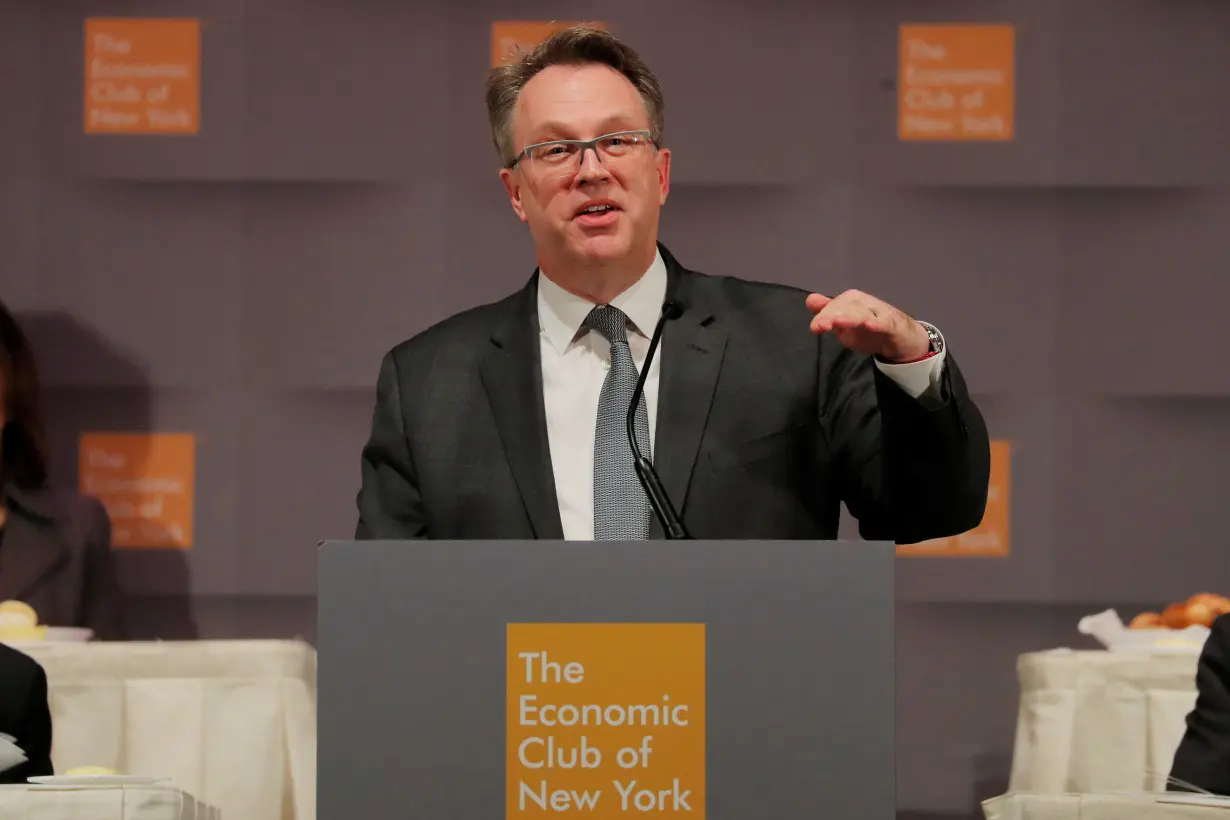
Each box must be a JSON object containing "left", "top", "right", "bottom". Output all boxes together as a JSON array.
[{"left": 918, "top": 321, "right": 943, "bottom": 356}]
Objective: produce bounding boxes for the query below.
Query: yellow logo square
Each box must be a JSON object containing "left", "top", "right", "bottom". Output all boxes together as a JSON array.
[{"left": 506, "top": 623, "right": 706, "bottom": 817}]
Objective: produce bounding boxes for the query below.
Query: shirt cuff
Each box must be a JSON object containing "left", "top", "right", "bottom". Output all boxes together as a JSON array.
[{"left": 874, "top": 327, "right": 948, "bottom": 403}]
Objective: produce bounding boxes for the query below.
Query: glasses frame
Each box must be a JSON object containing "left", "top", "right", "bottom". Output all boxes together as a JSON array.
[{"left": 507, "top": 129, "right": 658, "bottom": 171}]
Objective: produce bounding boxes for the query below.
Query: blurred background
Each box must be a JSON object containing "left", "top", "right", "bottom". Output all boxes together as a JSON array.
[{"left": 2, "top": 0, "right": 1229, "bottom": 818}]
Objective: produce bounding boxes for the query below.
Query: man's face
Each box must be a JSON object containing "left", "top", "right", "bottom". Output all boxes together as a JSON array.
[{"left": 499, "top": 63, "right": 671, "bottom": 269}]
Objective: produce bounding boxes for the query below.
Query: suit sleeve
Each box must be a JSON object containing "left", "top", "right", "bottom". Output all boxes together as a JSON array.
[
  {"left": 355, "top": 351, "right": 429, "bottom": 539},
  {"left": 1169, "top": 616, "right": 1230, "bottom": 794},
  {"left": 0, "top": 660, "right": 54, "bottom": 783},
  {"left": 822, "top": 342, "right": 991, "bottom": 544},
  {"left": 80, "top": 498, "right": 127, "bottom": 641}
]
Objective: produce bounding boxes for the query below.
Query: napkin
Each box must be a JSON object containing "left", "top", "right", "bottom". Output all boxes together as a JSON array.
[
  {"left": 1078, "top": 608, "right": 1128, "bottom": 647},
  {"left": 0, "top": 733, "right": 27, "bottom": 774}
]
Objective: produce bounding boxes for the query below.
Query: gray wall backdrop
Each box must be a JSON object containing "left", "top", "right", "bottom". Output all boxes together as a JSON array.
[{"left": 3, "top": 0, "right": 1229, "bottom": 817}]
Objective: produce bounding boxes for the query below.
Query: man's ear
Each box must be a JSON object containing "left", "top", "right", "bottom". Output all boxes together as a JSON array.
[
  {"left": 656, "top": 147, "right": 671, "bottom": 205},
  {"left": 500, "top": 168, "right": 528, "bottom": 222}
]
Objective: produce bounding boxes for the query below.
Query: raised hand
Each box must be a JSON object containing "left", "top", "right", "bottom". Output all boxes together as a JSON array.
[{"left": 806, "top": 289, "right": 931, "bottom": 363}]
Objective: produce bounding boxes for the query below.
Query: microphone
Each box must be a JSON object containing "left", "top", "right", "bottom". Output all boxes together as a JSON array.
[{"left": 628, "top": 300, "right": 692, "bottom": 539}]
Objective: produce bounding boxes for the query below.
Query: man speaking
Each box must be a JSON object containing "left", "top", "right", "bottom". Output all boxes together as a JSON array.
[{"left": 355, "top": 25, "right": 990, "bottom": 542}]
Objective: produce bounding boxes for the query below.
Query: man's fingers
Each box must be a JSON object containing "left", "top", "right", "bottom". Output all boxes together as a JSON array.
[
  {"left": 810, "top": 304, "right": 875, "bottom": 334},
  {"left": 805, "top": 293, "right": 831, "bottom": 314},
  {"left": 830, "top": 312, "right": 867, "bottom": 330},
  {"left": 806, "top": 288, "right": 913, "bottom": 357},
  {"left": 810, "top": 304, "right": 845, "bottom": 333}
]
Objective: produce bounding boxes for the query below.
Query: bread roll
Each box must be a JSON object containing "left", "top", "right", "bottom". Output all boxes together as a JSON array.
[
  {"left": 65, "top": 766, "right": 119, "bottom": 776},
  {"left": 1130, "top": 612, "right": 1165, "bottom": 629},
  {"left": 1187, "top": 601, "right": 1219, "bottom": 627},
  {"left": 1163, "top": 603, "right": 1190, "bottom": 629},
  {"left": 1190, "top": 593, "right": 1230, "bottom": 615}
]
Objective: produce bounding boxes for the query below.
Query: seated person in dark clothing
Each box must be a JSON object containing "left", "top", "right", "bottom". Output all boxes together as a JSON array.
[
  {"left": 1170, "top": 612, "right": 1230, "bottom": 794},
  {"left": 0, "top": 642, "right": 53, "bottom": 783},
  {"left": 0, "top": 298, "right": 125, "bottom": 640}
]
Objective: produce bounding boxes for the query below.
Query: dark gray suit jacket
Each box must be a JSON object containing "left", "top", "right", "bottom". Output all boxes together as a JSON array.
[
  {"left": 0, "top": 485, "right": 125, "bottom": 640},
  {"left": 356, "top": 244, "right": 991, "bottom": 542},
  {"left": 0, "top": 643, "right": 53, "bottom": 783},
  {"left": 1170, "top": 614, "right": 1230, "bottom": 794}
]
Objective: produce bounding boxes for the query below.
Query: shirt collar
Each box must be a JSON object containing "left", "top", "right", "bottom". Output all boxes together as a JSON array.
[{"left": 536, "top": 249, "right": 668, "bottom": 355}]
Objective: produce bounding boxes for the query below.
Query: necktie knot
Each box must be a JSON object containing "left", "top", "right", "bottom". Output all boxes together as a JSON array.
[{"left": 583, "top": 305, "right": 631, "bottom": 345}]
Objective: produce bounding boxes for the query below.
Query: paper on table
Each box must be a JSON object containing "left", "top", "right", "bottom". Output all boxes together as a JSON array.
[{"left": 0, "top": 733, "right": 27, "bottom": 773}]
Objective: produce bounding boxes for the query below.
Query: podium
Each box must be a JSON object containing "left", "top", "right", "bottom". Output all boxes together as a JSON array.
[{"left": 317, "top": 539, "right": 896, "bottom": 819}]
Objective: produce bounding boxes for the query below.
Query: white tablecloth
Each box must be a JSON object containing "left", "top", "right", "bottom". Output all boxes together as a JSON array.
[
  {"left": 0, "top": 786, "right": 218, "bottom": 820},
  {"left": 11, "top": 640, "right": 315, "bottom": 820},
  {"left": 1009, "top": 650, "right": 1200, "bottom": 793},
  {"left": 984, "top": 792, "right": 1230, "bottom": 820}
]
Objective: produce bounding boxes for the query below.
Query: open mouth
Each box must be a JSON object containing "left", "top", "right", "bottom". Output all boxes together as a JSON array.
[{"left": 576, "top": 203, "right": 619, "bottom": 218}]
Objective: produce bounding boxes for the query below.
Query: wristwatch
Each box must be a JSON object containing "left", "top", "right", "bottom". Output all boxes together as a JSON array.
[{"left": 918, "top": 321, "right": 944, "bottom": 357}]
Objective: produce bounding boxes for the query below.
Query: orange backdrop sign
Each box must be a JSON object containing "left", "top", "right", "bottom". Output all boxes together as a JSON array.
[
  {"left": 897, "top": 439, "right": 1010, "bottom": 557},
  {"left": 507, "top": 623, "right": 705, "bottom": 817},
  {"left": 491, "top": 21, "right": 605, "bottom": 68},
  {"left": 84, "top": 17, "right": 200, "bottom": 134},
  {"left": 78, "top": 433, "right": 195, "bottom": 549},
  {"left": 898, "top": 24, "right": 1014, "bottom": 141}
]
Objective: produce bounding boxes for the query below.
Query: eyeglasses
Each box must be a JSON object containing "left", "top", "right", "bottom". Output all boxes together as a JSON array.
[{"left": 509, "top": 130, "right": 657, "bottom": 174}]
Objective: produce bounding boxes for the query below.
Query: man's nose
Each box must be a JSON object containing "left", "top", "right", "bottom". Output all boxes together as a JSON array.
[{"left": 575, "top": 145, "right": 611, "bottom": 183}]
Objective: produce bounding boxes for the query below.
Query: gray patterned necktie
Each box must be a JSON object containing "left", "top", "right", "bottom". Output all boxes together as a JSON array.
[{"left": 583, "top": 305, "right": 652, "bottom": 540}]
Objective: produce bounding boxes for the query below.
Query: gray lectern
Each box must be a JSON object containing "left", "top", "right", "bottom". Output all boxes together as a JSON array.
[{"left": 318, "top": 539, "right": 895, "bottom": 819}]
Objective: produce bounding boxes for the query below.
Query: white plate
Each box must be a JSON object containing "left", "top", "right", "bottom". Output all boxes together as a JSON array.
[
  {"left": 1155, "top": 793, "right": 1230, "bottom": 808},
  {"left": 42, "top": 627, "right": 93, "bottom": 643},
  {"left": 27, "top": 775, "right": 167, "bottom": 787},
  {"left": 1106, "top": 625, "right": 1212, "bottom": 651},
  {"left": 1, "top": 627, "right": 94, "bottom": 649}
]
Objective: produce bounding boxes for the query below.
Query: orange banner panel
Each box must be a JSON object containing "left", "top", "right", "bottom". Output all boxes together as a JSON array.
[
  {"left": 491, "top": 21, "right": 606, "bottom": 68},
  {"left": 507, "top": 623, "right": 705, "bottom": 817},
  {"left": 897, "top": 439, "right": 1010, "bottom": 557},
  {"left": 84, "top": 17, "right": 200, "bottom": 134},
  {"left": 79, "top": 433, "right": 195, "bottom": 549},
  {"left": 898, "top": 24, "right": 1014, "bottom": 141}
]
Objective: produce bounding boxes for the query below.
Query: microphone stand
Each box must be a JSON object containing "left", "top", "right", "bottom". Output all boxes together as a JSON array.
[{"left": 628, "top": 302, "right": 692, "bottom": 539}]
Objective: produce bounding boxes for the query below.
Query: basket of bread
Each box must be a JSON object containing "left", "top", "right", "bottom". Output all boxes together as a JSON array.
[
  {"left": 1129, "top": 593, "right": 1230, "bottom": 630},
  {"left": 1079, "top": 593, "right": 1230, "bottom": 652}
]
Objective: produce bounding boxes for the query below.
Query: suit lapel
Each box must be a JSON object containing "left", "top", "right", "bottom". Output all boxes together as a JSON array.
[
  {"left": 0, "top": 488, "right": 68, "bottom": 601},
  {"left": 651, "top": 251, "right": 727, "bottom": 536},
  {"left": 479, "top": 277, "right": 565, "bottom": 540}
]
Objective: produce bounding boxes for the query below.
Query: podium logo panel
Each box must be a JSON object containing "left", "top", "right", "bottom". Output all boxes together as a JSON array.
[{"left": 506, "top": 623, "right": 706, "bottom": 818}]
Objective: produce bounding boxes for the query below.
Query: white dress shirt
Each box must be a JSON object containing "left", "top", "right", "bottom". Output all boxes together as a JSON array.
[{"left": 536, "top": 249, "right": 948, "bottom": 541}]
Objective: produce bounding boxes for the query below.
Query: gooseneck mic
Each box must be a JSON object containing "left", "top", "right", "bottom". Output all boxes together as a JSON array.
[{"left": 628, "top": 300, "right": 692, "bottom": 539}]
